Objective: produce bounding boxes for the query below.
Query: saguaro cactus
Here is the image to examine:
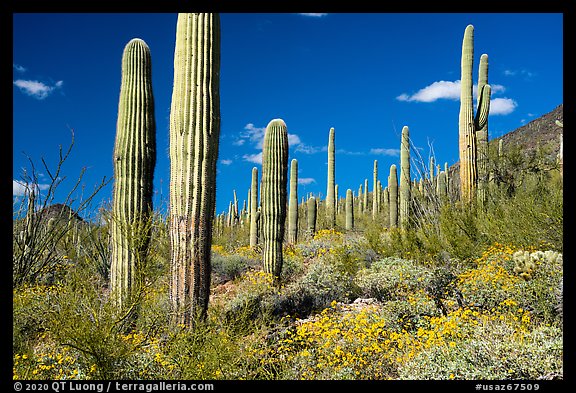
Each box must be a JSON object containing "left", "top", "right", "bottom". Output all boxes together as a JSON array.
[
  {"left": 326, "top": 127, "right": 336, "bottom": 228},
  {"left": 372, "top": 160, "right": 378, "bottom": 219},
  {"left": 399, "top": 126, "right": 411, "bottom": 230},
  {"left": 261, "top": 119, "right": 289, "bottom": 281},
  {"left": 459, "top": 24, "right": 491, "bottom": 203},
  {"left": 288, "top": 158, "right": 299, "bottom": 244},
  {"left": 476, "top": 53, "right": 490, "bottom": 207},
  {"left": 169, "top": 13, "right": 221, "bottom": 325},
  {"left": 249, "top": 167, "right": 259, "bottom": 247},
  {"left": 345, "top": 189, "right": 354, "bottom": 230},
  {"left": 111, "top": 38, "right": 156, "bottom": 311},
  {"left": 307, "top": 196, "right": 317, "bottom": 237},
  {"left": 388, "top": 164, "right": 398, "bottom": 228}
]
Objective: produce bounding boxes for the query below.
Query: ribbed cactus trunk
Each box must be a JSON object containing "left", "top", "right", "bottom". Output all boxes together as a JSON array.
[
  {"left": 111, "top": 38, "right": 156, "bottom": 311},
  {"left": 459, "top": 24, "right": 491, "bottom": 203},
  {"left": 261, "top": 119, "right": 289, "bottom": 281},
  {"left": 249, "top": 167, "right": 259, "bottom": 247},
  {"left": 382, "top": 187, "right": 390, "bottom": 228},
  {"left": 363, "top": 179, "right": 369, "bottom": 214},
  {"left": 345, "top": 189, "right": 354, "bottom": 230},
  {"left": 388, "top": 165, "right": 398, "bottom": 228},
  {"left": 399, "top": 126, "right": 411, "bottom": 230},
  {"left": 169, "top": 13, "right": 220, "bottom": 325},
  {"left": 372, "top": 160, "right": 378, "bottom": 219},
  {"left": 476, "top": 54, "right": 489, "bottom": 208},
  {"left": 325, "top": 127, "right": 336, "bottom": 228},
  {"left": 437, "top": 171, "right": 448, "bottom": 200},
  {"left": 288, "top": 159, "right": 299, "bottom": 244},
  {"left": 307, "top": 196, "right": 317, "bottom": 238}
]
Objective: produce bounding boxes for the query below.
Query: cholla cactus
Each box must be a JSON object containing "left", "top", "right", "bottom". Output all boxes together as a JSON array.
[{"left": 512, "top": 250, "right": 563, "bottom": 281}]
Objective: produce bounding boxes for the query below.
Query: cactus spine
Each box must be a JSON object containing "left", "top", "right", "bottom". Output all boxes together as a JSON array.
[
  {"left": 325, "top": 127, "right": 336, "bottom": 228},
  {"left": 169, "top": 13, "right": 221, "bottom": 324},
  {"left": 111, "top": 38, "right": 156, "bottom": 311},
  {"left": 399, "top": 126, "right": 411, "bottom": 230},
  {"left": 261, "top": 119, "right": 289, "bottom": 281},
  {"left": 388, "top": 164, "right": 398, "bottom": 228},
  {"left": 249, "top": 167, "right": 259, "bottom": 247},
  {"left": 459, "top": 24, "right": 491, "bottom": 203},
  {"left": 288, "top": 158, "right": 299, "bottom": 244},
  {"left": 345, "top": 189, "right": 354, "bottom": 230}
]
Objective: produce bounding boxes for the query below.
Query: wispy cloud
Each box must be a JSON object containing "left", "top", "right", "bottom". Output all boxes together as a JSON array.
[
  {"left": 397, "top": 80, "right": 506, "bottom": 103},
  {"left": 503, "top": 69, "right": 535, "bottom": 79},
  {"left": 220, "top": 159, "right": 233, "bottom": 166},
  {"left": 242, "top": 153, "right": 262, "bottom": 165},
  {"left": 370, "top": 148, "right": 400, "bottom": 157},
  {"left": 13, "top": 79, "right": 63, "bottom": 100},
  {"left": 298, "top": 178, "right": 316, "bottom": 185},
  {"left": 298, "top": 13, "right": 328, "bottom": 17},
  {"left": 397, "top": 80, "right": 461, "bottom": 102},
  {"left": 13, "top": 63, "right": 27, "bottom": 73},
  {"left": 294, "top": 144, "right": 327, "bottom": 154}
]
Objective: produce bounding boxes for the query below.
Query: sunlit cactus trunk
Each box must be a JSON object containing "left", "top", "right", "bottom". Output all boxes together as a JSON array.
[
  {"left": 458, "top": 24, "right": 491, "bottom": 203},
  {"left": 261, "top": 119, "right": 289, "bottom": 281},
  {"left": 111, "top": 38, "right": 156, "bottom": 312},
  {"left": 388, "top": 164, "right": 398, "bottom": 228},
  {"left": 476, "top": 54, "right": 490, "bottom": 208},
  {"left": 399, "top": 126, "right": 411, "bottom": 230},
  {"left": 345, "top": 189, "right": 354, "bottom": 230},
  {"left": 325, "top": 127, "right": 336, "bottom": 228},
  {"left": 249, "top": 167, "right": 259, "bottom": 247},
  {"left": 307, "top": 196, "right": 317, "bottom": 238},
  {"left": 372, "top": 160, "right": 378, "bottom": 220},
  {"left": 288, "top": 159, "right": 299, "bottom": 244},
  {"left": 169, "top": 13, "right": 221, "bottom": 325}
]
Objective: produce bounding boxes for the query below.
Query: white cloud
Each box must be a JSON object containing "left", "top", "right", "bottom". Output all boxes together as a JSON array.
[
  {"left": 397, "top": 80, "right": 506, "bottom": 103},
  {"left": 13, "top": 79, "right": 63, "bottom": 100},
  {"left": 370, "top": 148, "right": 400, "bottom": 157},
  {"left": 397, "top": 80, "right": 461, "bottom": 102},
  {"left": 295, "top": 144, "right": 326, "bottom": 154},
  {"left": 220, "top": 159, "right": 233, "bottom": 165},
  {"left": 243, "top": 153, "right": 262, "bottom": 165},
  {"left": 298, "top": 13, "right": 328, "bottom": 17},
  {"left": 13, "top": 180, "right": 50, "bottom": 197},
  {"left": 298, "top": 178, "right": 316, "bottom": 185},
  {"left": 13, "top": 63, "right": 26, "bottom": 73},
  {"left": 288, "top": 134, "right": 301, "bottom": 146},
  {"left": 489, "top": 98, "right": 518, "bottom": 115}
]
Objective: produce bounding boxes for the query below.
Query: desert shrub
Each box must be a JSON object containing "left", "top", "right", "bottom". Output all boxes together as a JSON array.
[{"left": 211, "top": 253, "right": 259, "bottom": 284}]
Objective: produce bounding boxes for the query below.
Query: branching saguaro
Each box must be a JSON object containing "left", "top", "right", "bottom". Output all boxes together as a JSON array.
[
  {"left": 111, "top": 38, "right": 156, "bottom": 312},
  {"left": 458, "top": 24, "right": 491, "bottom": 203},
  {"left": 169, "top": 13, "right": 221, "bottom": 326}
]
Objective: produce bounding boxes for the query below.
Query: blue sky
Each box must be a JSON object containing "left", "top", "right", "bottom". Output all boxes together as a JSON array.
[{"left": 13, "top": 13, "right": 563, "bottom": 218}]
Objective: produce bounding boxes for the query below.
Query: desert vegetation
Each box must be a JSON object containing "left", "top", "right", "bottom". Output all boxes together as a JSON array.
[{"left": 13, "top": 14, "right": 563, "bottom": 381}]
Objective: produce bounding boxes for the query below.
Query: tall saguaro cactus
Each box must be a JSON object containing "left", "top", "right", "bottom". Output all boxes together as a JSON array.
[
  {"left": 111, "top": 38, "right": 156, "bottom": 311},
  {"left": 307, "top": 196, "right": 317, "bottom": 238},
  {"left": 169, "top": 13, "right": 221, "bottom": 325},
  {"left": 288, "top": 158, "right": 299, "bottom": 244},
  {"left": 325, "top": 127, "right": 336, "bottom": 228},
  {"left": 372, "top": 160, "right": 378, "bottom": 219},
  {"left": 261, "top": 119, "right": 289, "bottom": 281},
  {"left": 399, "top": 126, "right": 411, "bottom": 230},
  {"left": 459, "top": 24, "right": 491, "bottom": 203},
  {"left": 249, "top": 167, "right": 259, "bottom": 247},
  {"left": 345, "top": 189, "right": 354, "bottom": 230},
  {"left": 388, "top": 164, "right": 398, "bottom": 228}
]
